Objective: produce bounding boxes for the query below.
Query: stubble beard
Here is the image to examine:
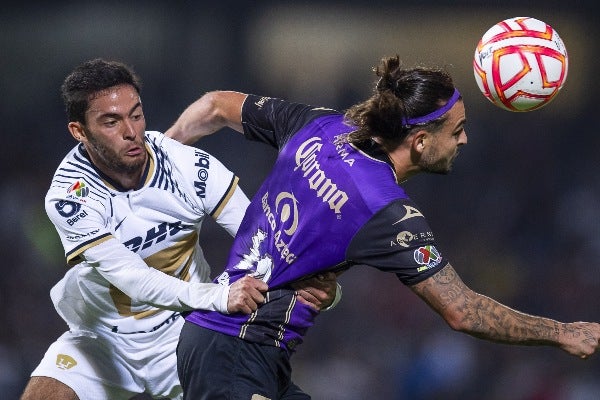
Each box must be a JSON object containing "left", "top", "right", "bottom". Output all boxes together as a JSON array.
[
  {"left": 419, "top": 151, "right": 454, "bottom": 175},
  {"left": 86, "top": 135, "right": 146, "bottom": 176}
]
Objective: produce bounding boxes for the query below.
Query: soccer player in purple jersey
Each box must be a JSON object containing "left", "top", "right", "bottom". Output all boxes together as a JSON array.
[{"left": 168, "top": 55, "right": 600, "bottom": 399}]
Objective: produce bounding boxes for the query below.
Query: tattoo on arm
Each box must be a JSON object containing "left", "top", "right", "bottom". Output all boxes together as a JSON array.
[{"left": 412, "top": 264, "right": 561, "bottom": 346}]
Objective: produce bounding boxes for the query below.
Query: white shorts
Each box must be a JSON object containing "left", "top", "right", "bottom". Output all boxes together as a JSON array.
[{"left": 30, "top": 313, "right": 183, "bottom": 400}]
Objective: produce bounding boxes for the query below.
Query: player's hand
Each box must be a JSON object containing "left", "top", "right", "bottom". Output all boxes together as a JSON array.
[
  {"left": 227, "top": 275, "right": 268, "bottom": 314},
  {"left": 559, "top": 322, "right": 600, "bottom": 359},
  {"left": 292, "top": 272, "right": 337, "bottom": 311}
]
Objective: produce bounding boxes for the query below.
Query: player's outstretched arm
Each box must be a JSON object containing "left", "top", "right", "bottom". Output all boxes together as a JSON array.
[
  {"left": 410, "top": 263, "right": 600, "bottom": 359},
  {"left": 165, "top": 91, "right": 248, "bottom": 145}
]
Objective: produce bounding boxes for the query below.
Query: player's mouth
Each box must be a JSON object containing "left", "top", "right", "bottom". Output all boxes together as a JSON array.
[{"left": 125, "top": 146, "right": 143, "bottom": 156}]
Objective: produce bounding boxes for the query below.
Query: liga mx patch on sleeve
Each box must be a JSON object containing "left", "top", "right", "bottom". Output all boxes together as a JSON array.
[
  {"left": 414, "top": 245, "right": 442, "bottom": 272},
  {"left": 67, "top": 180, "right": 90, "bottom": 199}
]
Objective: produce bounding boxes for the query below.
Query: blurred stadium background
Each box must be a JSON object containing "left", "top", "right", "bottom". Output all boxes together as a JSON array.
[{"left": 1, "top": 1, "right": 599, "bottom": 399}]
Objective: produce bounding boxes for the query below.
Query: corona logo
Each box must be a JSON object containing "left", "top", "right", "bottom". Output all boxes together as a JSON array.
[{"left": 294, "top": 137, "right": 348, "bottom": 214}]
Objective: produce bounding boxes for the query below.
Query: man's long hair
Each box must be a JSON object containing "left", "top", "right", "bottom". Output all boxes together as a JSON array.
[{"left": 343, "top": 55, "right": 455, "bottom": 152}]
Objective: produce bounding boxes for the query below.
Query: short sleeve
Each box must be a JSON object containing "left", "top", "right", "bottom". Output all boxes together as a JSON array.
[
  {"left": 156, "top": 133, "right": 241, "bottom": 221},
  {"left": 346, "top": 199, "right": 449, "bottom": 285},
  {"left": 45, "top": 184, "right": 113, "bottom": 266},
  {"left": 241, "top": 94, "right": 339, "bottom": 149}
]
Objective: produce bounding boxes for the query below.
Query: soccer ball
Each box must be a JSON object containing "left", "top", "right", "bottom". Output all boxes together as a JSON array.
[{"left": 473, "top": 17, "right": 568, "bottom": 112}]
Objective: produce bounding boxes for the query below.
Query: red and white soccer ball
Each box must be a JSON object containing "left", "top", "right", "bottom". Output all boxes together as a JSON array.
[{"left": 473, "top": 17, "right": 568, "bottom": 112}]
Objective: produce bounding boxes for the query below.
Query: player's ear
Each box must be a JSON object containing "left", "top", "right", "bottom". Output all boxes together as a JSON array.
[
  {"left": 411, "top": 130, "right": 428, "bottom": 153},
  {"left": 68, "top": 122, "right": 85, "bottom": 142}
]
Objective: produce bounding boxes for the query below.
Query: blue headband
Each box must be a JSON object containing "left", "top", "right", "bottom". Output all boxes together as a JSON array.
[{"left": 402, "top": 88, "right": 461, "bottom": 126}]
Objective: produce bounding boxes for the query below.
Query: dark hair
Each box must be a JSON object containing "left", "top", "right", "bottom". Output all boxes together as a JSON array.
[
  {"left": 61, "top": 58, "right": 142, "bottom": 123},
  {"left": 343, "top": 55, "right": 456, "bottom": 151}
]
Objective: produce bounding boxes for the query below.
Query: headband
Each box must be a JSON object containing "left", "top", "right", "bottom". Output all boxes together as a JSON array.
[{"left": 402, "top": 88, "right": 461, "bottom": 126}]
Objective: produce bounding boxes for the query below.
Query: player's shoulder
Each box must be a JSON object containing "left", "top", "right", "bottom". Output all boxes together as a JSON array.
[
  {"left": 245, "top": 94, "right": 340, "bottom": 123},
  {"left": 46, "top": 145, "right": 110, "bottom": 208},
  {"left": 351, "top": 197, "right": 433, "bottom": 243},
  {"left": 375, "top": 197, "right": 431, "bottom": 227},
  {"left": 147, "top": 130, "right": 222, "bottom": 171},
  {"left": 146, "top": 131, "right": 235, "bottom": 195},
  {"left": 145, "top": 130, "right": 199, "bottom": 159},
  {"left": 346, "top": 197, "right": 438, "bottom": 265}
]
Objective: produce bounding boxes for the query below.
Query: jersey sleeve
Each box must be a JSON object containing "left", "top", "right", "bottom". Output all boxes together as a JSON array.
[
  {"left": 346, "top": 198, "right": 449, "bottom": 286},
  {"left": 156, "top": 132, "right": 249, "bottom": 236},
  {"left": 45, "top": 181, "right": 114, "bottom": 266},
  {"left": 82, "top": 238, "right": 230, "bottom": 313},
  {"left": 241, "top": 94, "right": 339, "bottom": 150},
  {"left": 211, "top": 185, "right": 250, "bottom": 237}
]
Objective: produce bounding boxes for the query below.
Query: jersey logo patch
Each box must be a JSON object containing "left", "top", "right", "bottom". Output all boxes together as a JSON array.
[
  {"left": 67, "top": 180, "right": 89, "bottom": 198},
  {"left": 56, "top": 354, "right": 77, "bottom": 370},
  {"left": 55, "top": 200, "right": 81, "bottom": 218},
  {"left": 392, "top": 205, "right": 423, "bottom": 225},
  {"left": 193, "top": 150, "right": 210, "bottom": 199},
  {"left": 414, "top": 245, "right": 442, "bottom": 272},
  {"left": 254, "top": 97, "right": 270, "bottom": 109},
  {"left": 294, "top": 137, "right": 348, "bottom": 214},
  {"left": 123, "top": 221, "right": 187, "bottom": 253},
  {"left": 393, "top": 231, "right": 417, "bottom": 247}
]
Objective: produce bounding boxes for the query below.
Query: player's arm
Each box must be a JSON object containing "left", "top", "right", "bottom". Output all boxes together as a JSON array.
[
  {"left": 167, "top": 91, "right": 336, "bottom": 150},
  {"left": 210, "top": 182, "right": 251, "bottom": 237},
  {"left": 165, "top": 91, "right": 247, "bottom": 145},
  {"left": 83, "top": 237, "right": 266, "bottom": 314},
  {"left": 410, "top": 263, "right": 600, "bottom": 358}
]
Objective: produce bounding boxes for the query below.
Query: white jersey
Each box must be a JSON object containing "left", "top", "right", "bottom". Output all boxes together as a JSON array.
[{"left": 45, "top": 131, "right": 249, "bottom": 334}]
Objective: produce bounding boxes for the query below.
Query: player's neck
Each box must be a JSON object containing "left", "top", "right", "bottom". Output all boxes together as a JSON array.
[
  {"left": 112, "top": 158, "right": 148, "bottom": 190},
  {"left": 386, "top": 147, "right": 419, "bottom": 184},
  {"left": 112, "top": 167, "right": 147, "bottom": 190},
  {"left": 85, "top": 149, "right": 149, "bottom": 191}
]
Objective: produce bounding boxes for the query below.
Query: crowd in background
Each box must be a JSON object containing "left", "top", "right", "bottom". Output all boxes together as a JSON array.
[{"left": 1, "top": 1, "right": 598, "bottom": 399}]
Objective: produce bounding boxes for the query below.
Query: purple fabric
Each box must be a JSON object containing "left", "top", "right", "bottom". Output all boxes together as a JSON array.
[
  {"left": 186, "top": 113, "right": 409, "bottom": 350},
  {"left": 402, "top": 88, "right": 460, "bottom": 125}
]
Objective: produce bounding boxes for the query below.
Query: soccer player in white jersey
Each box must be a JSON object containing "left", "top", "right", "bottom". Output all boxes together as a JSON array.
[{"left": 19, "top": 59, "right": 339, "bottom": 400}]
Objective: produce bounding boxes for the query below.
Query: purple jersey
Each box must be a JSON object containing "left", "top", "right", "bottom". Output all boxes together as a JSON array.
[{"left": 185, "top": 95, "right": 448, "bottom": 351}]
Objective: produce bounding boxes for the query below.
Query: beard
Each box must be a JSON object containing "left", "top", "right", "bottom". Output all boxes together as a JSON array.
[
  {"left": 418, "top": 150, "right": 456, "bottom": 175},
  {"left": 85, "top": 131, "right": 146, "bottom": 175}
]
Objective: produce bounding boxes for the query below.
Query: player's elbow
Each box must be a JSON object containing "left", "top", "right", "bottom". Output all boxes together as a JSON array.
[
  {"left": 440, "top": 291, "right": 486, "bottom": 334},
  {"left": 438, "top": 294, "right": 479, "bottom": 333},
  {"left": 442, "top": 310, "right": 467, "bottom": 332}
]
